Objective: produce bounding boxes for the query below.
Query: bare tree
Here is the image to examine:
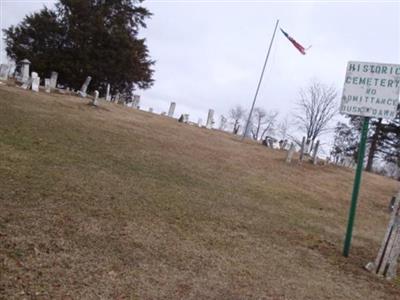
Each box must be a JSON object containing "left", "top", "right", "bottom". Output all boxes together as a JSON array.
[
  {"left": 219, "top": 115, "right": 228, "bottom": 131},
  {"left": 277, "top": 115, "right": 290, "bottom": 141},
  {"left": 294, "top": 81, "right": 338, "bottom": 151},
  {"left": 229, "top": 105, "right": 246, "bottom": 135},
  {"left": 250, "top": 107, "right": 279, "bottom": 140}
]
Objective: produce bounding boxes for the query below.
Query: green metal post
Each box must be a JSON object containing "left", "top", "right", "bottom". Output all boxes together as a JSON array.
[{"left": 343, "top": 116, "right": 370, "bottom": 257}]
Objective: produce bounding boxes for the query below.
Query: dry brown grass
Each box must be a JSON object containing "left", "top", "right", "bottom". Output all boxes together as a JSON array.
[{"left": 0, "top": 84, "right": 399, "bottom": 299}]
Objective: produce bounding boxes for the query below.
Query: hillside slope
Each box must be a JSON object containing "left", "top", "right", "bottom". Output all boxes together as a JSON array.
[{"left": 0, "top": 85, "right": 399, "bottom": 299}]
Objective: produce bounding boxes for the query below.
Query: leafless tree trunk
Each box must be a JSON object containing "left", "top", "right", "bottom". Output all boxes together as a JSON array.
[
  {"left": 277, "top": 115, "right": 290, "bottom": 140},
  {"left": 229, "top": 105, "right": 246, "bottom": 135},
  {"left": 219, "top": 115, "right": 228, "bottom": 131},
  {"left": 294, "top": 81, "right": 338, "bottom": 152},
  {"left": 250, "top": 108, "right": 278, "bottom": 141}
]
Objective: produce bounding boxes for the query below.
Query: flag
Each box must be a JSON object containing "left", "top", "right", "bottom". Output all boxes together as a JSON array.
[{"left": 280, "top": 28, "right": 307, "bottom": 55}]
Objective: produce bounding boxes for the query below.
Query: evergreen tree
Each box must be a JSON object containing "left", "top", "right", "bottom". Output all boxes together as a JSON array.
[
  {"left": 331, "top": 121, "right": 359, "bottom": 164},
  {"left": 3, "top": 0, "right": 154, "bottom": 95},
  {"left": 334, "top": 112, "right": 400, "bottom": 173}
]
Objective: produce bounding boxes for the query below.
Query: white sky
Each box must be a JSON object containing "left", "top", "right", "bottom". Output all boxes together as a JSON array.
[{"left": 1, "top": 0, "right": 400, "bottom": 152}]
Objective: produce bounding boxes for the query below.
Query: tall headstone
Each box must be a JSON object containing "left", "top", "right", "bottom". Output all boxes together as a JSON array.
[
  {"left": 78, "top": 76, "right": 92, "bottom": 97},
  {"left": 21, "top": 78, "right": 32, "bottom": 90},
  {"left": 268, "top": 139, "right": 274, "bottom": 149},
  {"left": 44, "top": 78, "right": 51, "bottom": 93},
  {"left": 183, "top": 114, "right": 189, "bottom": 123},
  {"left": 299, "top": 137, "right": 306, "bottom": 161},
  {"left": 282, "top": 139, "right": 288, "bottom": 150},
  {"left": 132, "top": 95, "right": 140, "bottom": 108},
  {"left": 365, "top": 192, "right": 400, "bottom": 280},
  {"left": 168, "top": 102, "right": 176, "bottom": 117},
  {"left": 20, "top": 59, "right": 31, "bottom": 83},
  {"left": 114, "top": 92, "right": 121, "bottom": 103},
  {"left": 50, "top": 71, "right": 58, "bottom": 89},
  {"left": 312, "top": 140, "right": 320, "bottom": 165},
  {"left": 31, "top": 72, "right": 40, "bottom": 92},
  {"left": 206, "top": 109, "right": 214, "bottom": 129},
  {"left": 286, "top": 143, "right": 296, "bottom": 163},
  {"left": 197, "top": 118, "right": 202, "bottom": 127},
  {"left": 91, "top": 90, "right": 99, "bottom": 106},
  {"left": 105, "top": 84, "right": 111, "bottom": 101},
  {"left": 0, "top": 64, "right": 9, "bottom": 80}
]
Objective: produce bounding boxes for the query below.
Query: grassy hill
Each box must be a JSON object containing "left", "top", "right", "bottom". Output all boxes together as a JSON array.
[{"left": 0, "top": 84, "right": 399, "bottom": 299}]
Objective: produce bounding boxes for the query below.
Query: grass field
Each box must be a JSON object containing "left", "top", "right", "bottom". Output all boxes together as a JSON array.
[{"left": 1, "top": 84, "right": 399, "bottom": 299}]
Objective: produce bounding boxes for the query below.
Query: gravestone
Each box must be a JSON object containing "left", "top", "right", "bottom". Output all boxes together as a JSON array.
[
  {"left": 78, "top": 76, "right": 92, "bottom": 97},
  {"left": 44, "top": 78, "right": 51, "bottom": 93},
  {"left": 31, "top": 72, "right": 40, "bottom": 92},
  {"left": 312, "top": 140, "right": 320, "bottom": 165},
  {"left": 149, "top": 107, "right": 153, "bottom": 113},
  {"left": 91, "top": 90, "right": 99, "bottom": 106},
  {"left": 132, "top": 95, "right": 140, "bottom": 109},
  {"left": 178, "top": 114, "right": 189, "bottom": 123},
  {"left": 105, "top": 84, "right": 111, "bottom": 101},
  {"left": 206, "top": 109, "right": 214, "bottom": 129},
  {"left": 0, "top": 64, "right": 9, "bottom": 80},
  {"left": 50, "top": 71, "right": 58, "bottom": 89},
  {"left": 365, "top": 192, "right": 400, "bottom": 280},
  {"left": 282, "top": 139, "right": 288, "bottom": 150},
  {"left": 299, "top": 137, "right": 306, "bottom": 161},
  {"left": 197, "top": 118, "right": 202, "bottom": 127},
  {"left": 161, "top": 112, "right": 166, "bottom": 116},
  {"left": 20, "top": 59, "right": 31, "bottom": 83},
  {"left": 113, "top": 92, "right": 120, "bottom": 103},
  {"left": 268, "top": 139, "right": 274, "bottom": 149},
  {"left": 21, "top": 77, "right": 33, "bottom": 90},
  {"left": 286, "top": 143, "right": 296, "bottom": 163},
  {"left": 168, "top": 102, "right": 176, "bottom": 117}
]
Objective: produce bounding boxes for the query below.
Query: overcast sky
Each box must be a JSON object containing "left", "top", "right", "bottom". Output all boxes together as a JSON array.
[{"left": 1, "top": 0, "right": 399, "bottom": 151}]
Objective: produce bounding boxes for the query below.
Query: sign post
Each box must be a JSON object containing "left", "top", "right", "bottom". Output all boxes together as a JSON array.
[
  {"left": 343, "top": 116, "right": 369, "bottom": 257},
  {"left": 340, "top": 61, "right": 400, "bottom": 257}
]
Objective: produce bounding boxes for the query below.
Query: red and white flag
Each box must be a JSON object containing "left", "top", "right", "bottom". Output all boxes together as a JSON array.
[{"left": 280, "top": 28, "right": 309, "bottom": 55}]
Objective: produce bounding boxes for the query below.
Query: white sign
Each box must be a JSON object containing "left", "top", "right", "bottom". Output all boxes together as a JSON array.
[{"left": 340, "top": 61, "right": 400, "bottom": 119}]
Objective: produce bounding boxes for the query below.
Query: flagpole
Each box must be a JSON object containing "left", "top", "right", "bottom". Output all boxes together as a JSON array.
[{"left": 242, "top": 19, "right": 279, "bottom": 140}]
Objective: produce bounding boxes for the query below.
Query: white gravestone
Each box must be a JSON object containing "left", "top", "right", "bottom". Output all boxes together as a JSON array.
[
  {"left": 78, "top": 76, "right": 92, "bottom": 97},
  {"left": 341, "top": 61, "right": 400, "bottom": 120},
  {"left": 206, "top": 109, "right": 214, "bottom": 129},
  {"left": 299, "top": 137, "right": 306, "bottom": 161},
  {"left": 105, "top": 84, "right": 111, "bottom": 101},
  {"left": 50, "top": 71, "right": 58, "bottom": 89},
  {"left": 168, "top": 102, "right": 176, "bottom": 117},
  {"left": 31, "top": 72, "right": 40, "bottom": 92},
  {"left": 286, "top": 143, "right": 296, "bottom": 163},
  {"left": 0, "top": 64, "right": 10, "bottom": 80},
  {"left": 197, "top": 118, "right": 202, "bottom": 127},
  {"left": 44, "top": 78, "right": 51, "bottom": 93},
  {"left": 132, "top": 95, "right": 140, "bottom": 108},
  {"left": 312, "top": 140, "right": 320, "bottom": 165},
  {"left": 21, "top": 78, "right": 32, "bottom": 90},
  {"left": 20, "top": 59, "right": 31, "bottom": 83},
  {"left": 92, "top": 90, "right": 99, "bottom": 106}
]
